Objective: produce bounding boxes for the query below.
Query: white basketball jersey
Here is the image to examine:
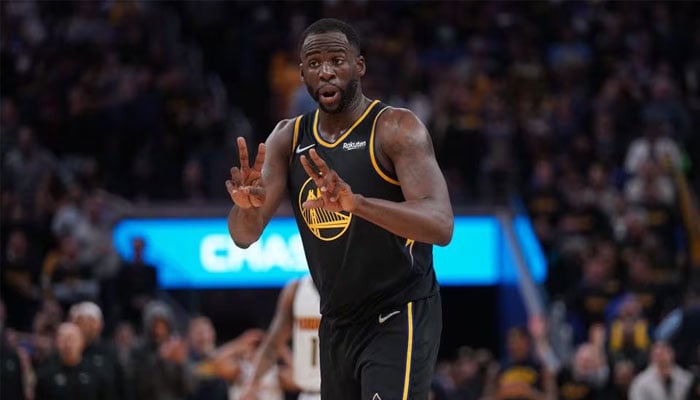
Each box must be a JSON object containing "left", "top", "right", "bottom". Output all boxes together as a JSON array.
[
  {"left": 292, "top": 275, "right": 321, "bottom": 392},
  {"left": 229, "top": 359, "right": 284, "bottom": 400}
]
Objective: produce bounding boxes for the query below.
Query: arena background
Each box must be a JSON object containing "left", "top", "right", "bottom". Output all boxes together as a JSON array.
[{"left": 2, "top": 1, "right": 700, "bottom": 399}]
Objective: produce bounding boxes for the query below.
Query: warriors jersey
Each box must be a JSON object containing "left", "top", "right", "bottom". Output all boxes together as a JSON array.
[
  {"left": 292, "top": 275, "right": 321, "bottom": 392},
  {"left": 287, "top": 100, "right": 438, "bottom": 324}
]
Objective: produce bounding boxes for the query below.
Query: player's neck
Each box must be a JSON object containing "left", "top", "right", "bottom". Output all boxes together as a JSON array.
[{"left": 318, "top": 95, "right": 371, "bottom": 142}]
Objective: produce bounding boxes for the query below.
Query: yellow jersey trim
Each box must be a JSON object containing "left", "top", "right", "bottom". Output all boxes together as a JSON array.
[
  {"left": 312, "top": 100, "right": 380, "bottom": 148},
  {"left": 291, "top": 116, "right": 302, "bottom": 156},
  {"left": 370, "top": 107, "right": 400, "bottom": 185},
  {"left": 402, "top": 301, "right": 414, "bottom": 400}
]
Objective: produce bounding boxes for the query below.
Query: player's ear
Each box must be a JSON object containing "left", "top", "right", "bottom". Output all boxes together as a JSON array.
[
  {"left": 299, "top": 63, "right": 305, "bottom": 82},
  {"left": 356, "top": 55, "right": 366, "bottom": 77}
]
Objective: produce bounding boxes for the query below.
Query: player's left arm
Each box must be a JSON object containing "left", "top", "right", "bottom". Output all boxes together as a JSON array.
[{"left": 356, "top": 108, "right": 454, "bottom": 245}]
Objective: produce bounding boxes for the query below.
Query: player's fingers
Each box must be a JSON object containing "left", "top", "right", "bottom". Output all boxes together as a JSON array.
[
  {"left": 299, "top": 155, "right": 323, "bottom": 182},
  {"left": 252, "top": 143, "right": 266, "bottom": 173},
  {"left": 229, "top": 167, "right": 243, "bottom": 183},
  {"left": 302, "top": 198, "right": 325, "bottom": 210},
  {"left": 250, "top": 194, "right": 264, "bottom": 208},
  {"left": 232, "top": 186, "right": 265, "bottom": 208},
  {"left": 244, "top": 186, "right": 266, "bottom": 198},
  {"left": 321, "top": 171, "right": 338, "bottom": 199},
  {"left": 226, "top": 181, "right": 257, "bottom": 208},
  {"left": 225, "top": 180, "right": 236, "bottom": 195},
  {"left": 237, "top": 137, "right": 250, "bottom": 171},
  {"left": 308, "top": 149, "right": 330, "bottom": 176}
]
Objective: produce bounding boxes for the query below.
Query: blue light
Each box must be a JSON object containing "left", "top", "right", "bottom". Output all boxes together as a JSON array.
[
  {"left": 434, "top": 216, "right": 499, "bottom": 285},
  {"left": 113, "top": 216, "right": 544, "bottom": 289}
]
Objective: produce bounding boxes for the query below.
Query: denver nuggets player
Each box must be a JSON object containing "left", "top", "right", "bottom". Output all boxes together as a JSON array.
[
  {"left": 239, "top": 275, "right": 321, "bottom": 400},
  {"left": 226, "top": 18, "right": 453, "bottom": 400}
]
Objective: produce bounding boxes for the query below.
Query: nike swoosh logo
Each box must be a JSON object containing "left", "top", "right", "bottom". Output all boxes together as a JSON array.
[
  {"left": 296, "top": 143, "right": 315, "bottom": 154},
  {"left": 378, "top": 310, "right": 400, "bottom": 324}
]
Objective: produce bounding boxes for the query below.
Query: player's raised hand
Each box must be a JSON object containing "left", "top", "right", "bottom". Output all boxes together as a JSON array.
[
  {"left": 300, "top": 149, "right": 357, "bottom": 212},
  {"left": 226, "top": 137, "right": 266, "bottom": 209}
]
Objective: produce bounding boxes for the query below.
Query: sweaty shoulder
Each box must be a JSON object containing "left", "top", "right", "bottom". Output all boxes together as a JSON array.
[
  {"left": 266, "top": 118, "right": 298, "bottom": 159},
  {"left": 374, "top": 107, "right": 431, "bottom": 160},
  {"left": 376, "top": 107, "right": 426, "bottom": 138}
]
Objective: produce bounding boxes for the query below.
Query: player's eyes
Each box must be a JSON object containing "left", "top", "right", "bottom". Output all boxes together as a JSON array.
[
  {"left": 334, "top": 58, "right": 345, "bottom": 65},
  {"left": 308, "top": 60, "right": 319, "bottom": 68}
]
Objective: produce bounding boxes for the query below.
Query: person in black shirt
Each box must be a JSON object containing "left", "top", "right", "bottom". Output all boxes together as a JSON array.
[
  {"left": 132, "top": 300, "right": 196, "bottom": 400},
  {"left": 1, "top": 229, "right": 41, "bottom": 332},
  {"left": 226, "top": 18, "right": 453, "bottom": 400},
  {"left": 35, "top": 322, "right": 116, "bottom": 400},
  {"left": 489, "top": 326, "right": 555, "bottom": 400},
  {"left": 69, "top": 302, "right": 124, "bottom": 398},
  {"left": 556, "top": 343, "right": 611, "bottom": 400},
  {"left": 117, "top": 236, "right": 158, "bottom": 330},
  {"left": 1, "top": 300, "right": 26, "bottom": 400},
  {"left": 186, "top": 316, "right": 229, "bottom": 400}
]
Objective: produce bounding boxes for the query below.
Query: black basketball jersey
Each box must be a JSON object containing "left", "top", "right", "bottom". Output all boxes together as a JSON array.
[{"left": 287, "top": 100, "right": 438, "bottom": 324}]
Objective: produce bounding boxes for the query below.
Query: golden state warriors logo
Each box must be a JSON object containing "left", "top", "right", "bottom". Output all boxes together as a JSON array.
[{"left": 298, "top": 178, "right": 352, "bottom": 241}]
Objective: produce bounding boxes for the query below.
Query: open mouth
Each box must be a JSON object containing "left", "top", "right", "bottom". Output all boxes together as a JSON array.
[{"left": 318, "top": 86, "right": 340, "bottom": 104}]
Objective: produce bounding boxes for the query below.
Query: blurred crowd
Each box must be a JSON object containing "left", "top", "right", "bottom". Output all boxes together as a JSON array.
[{"left": 2, "top": 1, "right": 700, "bottom": 399}]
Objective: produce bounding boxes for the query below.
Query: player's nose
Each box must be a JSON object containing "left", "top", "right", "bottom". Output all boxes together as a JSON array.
[{"left": 319, "top": 62, "right": 335, "bottom": 80}]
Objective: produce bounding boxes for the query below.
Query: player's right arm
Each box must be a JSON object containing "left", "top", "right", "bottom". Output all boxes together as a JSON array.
[
  {"left": 226, "top": 120, "right": 295, "bottom": 248},
  {"left": 239, "top": 279, "right": 299, "bottom": 399}
]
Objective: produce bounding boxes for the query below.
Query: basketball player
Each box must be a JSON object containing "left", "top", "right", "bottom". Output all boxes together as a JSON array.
[
  {"left": 226, "top": 18, "right": 454, "bottom": 399},
  {"left": 239, "top": 275, "right": 321, "bottom": 400}
]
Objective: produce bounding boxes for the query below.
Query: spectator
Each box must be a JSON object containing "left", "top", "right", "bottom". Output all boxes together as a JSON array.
[
  {"left": 450, "top": 346, "right": 492, "bottom": 400},
  {"left": 479, "top": 95, "right": 517, "bottom": 202},
  {"left": 622, "top": 253, "right": 678, "bottom": 324},
  {"left": 1, "top": 229, "right": 41, "bottom": 331},
  {"left": 429, "top": 360, "right": 456, "bottom": 400},
  {"left": 611, "top": 359, "right": 636, "bottom": 400},
  {"left": 624, "top": 160, "right": 676, "bottom": 206},
  {"left": 117, "top": 236, "right": 158, "bottom": 331},
  {"left": 27, "top": 300, "right": 64, "bottom": 368},
  {"left": 644, "top": 75, "right": 692, "bottom": 142},
  {"left": 655, "top": 281, "right": 700, "bottom": 369},
  {"left": 624, "top": 109, "right": 682, "bottom": 176},
  {"left": 556, "top": 342, "right": 610, "bottom": 400},
  {"left": 686, "top": 344, "right": 700, "bottom": 400},
  {"left": 68, "top": 302, "right": 121, "bottom": 394},
  {"left": 186, "top": 316, "right": 229, "bottom": 400},
  {"left": 52, "top": 192, "right": 123, "bottom": 325},
  {"left": 72, "top": 193, "right": 121, "bottom": 282},
  {"left": 40, "top": 235, "right": 98, "bottom": 312},
  {"left": 0, "top": 300, "right": 26, "bottom": 400},
  {"left": 583, "top": 163, "right": 623, "bottom": 222},
  {"left": 589, "top": 110, "right": 625, "bottom": 174},
  {"left": 486, "top": 326, "right": 555, "bottom": 400},
  {"left": 34, "top": 322, "right": 116, "bottom": 400},
  {"left": 113, "top": 322, "right": 137, "bottom": 400},
  {"left": 606, "top": 295, "right": 651, "bottom": 371},
  {"left": 0, "top": 340, "right": 25, "bottom": 400},
  {"left": 566, "top": 255, "right": 621, "bottom": 339},
  {"left": 628, "top": 341, "right": 693, "bottom": 400},
  {"left": 2, "top": 126, "right": 71, "bottom": 214},
  {"left": 556, "top": 174, "right": 612, "bottom": 244},
  {"left": 132, "top": 300, "right": 195, "bottom": 400}
]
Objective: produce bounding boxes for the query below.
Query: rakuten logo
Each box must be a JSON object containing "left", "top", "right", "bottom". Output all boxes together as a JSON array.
[{"left": 200, "top": 234, "right": 308, "bottom": 272}]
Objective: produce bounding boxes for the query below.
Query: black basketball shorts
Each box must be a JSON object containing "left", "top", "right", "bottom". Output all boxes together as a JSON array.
[{"left": 319, "top": 293, "right": 442, "bottom": 400}]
